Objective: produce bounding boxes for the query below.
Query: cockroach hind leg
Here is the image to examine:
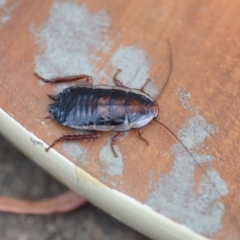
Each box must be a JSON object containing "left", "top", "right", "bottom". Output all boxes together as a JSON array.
[
  {"left": 45, "top": 145, "right": 51, "bottom": 152},
  {"left": 137, "top": 129, "right": 150, "bottom": 146},
  {"left": 110, "top": 131, "right": 125, "bottom": 158},
  {"left": 111, "top": 144, "right": 118, "bottom": 158},
  {"left": 113, "top": 69, "right": 124, "bottom": 87},
  {"left": 45, "top": 131, "right": 102, "bottom": 152}
]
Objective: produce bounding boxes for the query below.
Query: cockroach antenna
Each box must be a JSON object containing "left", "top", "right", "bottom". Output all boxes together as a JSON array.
[
  {"left": 155, "top": 40, "right": 222, "bottom": 197},
  {"left": 158, "top": 39, "right": 173, "bottom": 101}
]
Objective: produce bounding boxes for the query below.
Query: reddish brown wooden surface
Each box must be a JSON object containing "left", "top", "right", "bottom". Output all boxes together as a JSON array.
[{"left": 0, "top": 0, "right": 240, "bottom": 239}]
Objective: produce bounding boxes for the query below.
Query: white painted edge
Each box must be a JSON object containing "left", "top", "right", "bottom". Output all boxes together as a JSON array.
[{"left": 0, "top": 108, "right": 209, "bottom": 240}]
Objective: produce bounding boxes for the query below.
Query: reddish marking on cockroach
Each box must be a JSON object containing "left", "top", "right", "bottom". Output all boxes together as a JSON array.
[
  {"left": 98, "top": 96, "right": 111, "bottom": 105},
  {"left": 113, "top": 106, "right": 126, "bottom": 116},
  {"left": 98, "top": 107, "right": 110, "bottom": 119},
  {"left": 128, "top": 100, "right": 143, "bottom": 112}
]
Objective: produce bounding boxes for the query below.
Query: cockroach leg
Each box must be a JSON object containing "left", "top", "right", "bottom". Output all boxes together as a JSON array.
[
  {"left": 111, "top": 131, "right": 125, "bottom": 157},
  {"left": 137, "top": 128, "right": 150, "bottom": 146},
  {"left": 140, "top": 78, "right": 151, "bottom": 92},
  {"left": 45, "top": 131, "right": 101, "bottom": 152},
  {"left": 34, "top": 72, "right": 93, "bottom": 86},
  {"left": 113, "top": 69, "right": 124, "bottom": 87}
]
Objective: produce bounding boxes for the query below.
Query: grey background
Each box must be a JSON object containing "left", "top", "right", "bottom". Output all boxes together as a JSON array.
[{"left": 0, "top": 134, "right": 149, "bottom": 240}]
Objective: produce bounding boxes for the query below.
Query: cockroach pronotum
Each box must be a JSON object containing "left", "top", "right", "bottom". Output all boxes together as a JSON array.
[{"left": 34, "top": 41, "right": 189, "bottom": 158}]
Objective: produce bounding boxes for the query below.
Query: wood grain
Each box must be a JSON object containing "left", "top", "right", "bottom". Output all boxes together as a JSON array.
[{"left": 0, "top": 0, "right": 240, "bottom": 239}]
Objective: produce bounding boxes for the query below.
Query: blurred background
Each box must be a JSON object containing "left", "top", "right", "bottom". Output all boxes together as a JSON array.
[{"left": 0, "top": 134, "right": 149, "bottom": 240}]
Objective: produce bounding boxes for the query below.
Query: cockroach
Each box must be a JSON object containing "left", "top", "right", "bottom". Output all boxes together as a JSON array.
[
  {"left": 34, "top": 42, "right": 197, "bottom": 162},
  {"left": 35, "top": 41, "right": 222, "bottom": 196},
  {"left": 35, "top": 69, "right": 160, "bottom": 157}
]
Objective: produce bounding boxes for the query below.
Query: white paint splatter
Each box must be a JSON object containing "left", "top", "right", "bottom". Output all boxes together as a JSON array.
[
  {"left": 176, "top": 89, "right": 191, "bottom": 110},
  {"left": 0, "top": 0, "right": 16, "bottom": 28},
  {"left": 110, "top": 181, "right": 117, "bottom": 187},
  {"left": 99, "top": 137, "right": 123, "bottom": 176},
  {"left": 99, "top": 176, "right": 108, "bottom": 183},
  {"left": 148, "top": 171, "right": 154, "bottom": 190},
  {"left": 145, "top": 90, "right": 228, "bottom": 236},
  {"left": 111, "top": 45, "right": 159, "bottom": 98},
  {"left": 63, "top": 142, "right": 88, "bottom": 166},
  {"left": 177, "top": 112, "right": 217, "bottom": 153},
  {"left": 32, "top": 1, "right": 112, "bottom": 84}
]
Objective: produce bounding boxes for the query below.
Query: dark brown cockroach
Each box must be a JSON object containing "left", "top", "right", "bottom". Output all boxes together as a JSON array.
[
  {"left": 35, "top": 70, "right": 159, "bottom": 157},
  {"left": 34, "top": 41, "right": 201, "bottom": 166},
  {"left": 34, "top": 43, "right": 223, "bottom": 196}
]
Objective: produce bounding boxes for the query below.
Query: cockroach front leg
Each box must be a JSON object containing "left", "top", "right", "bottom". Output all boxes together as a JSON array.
[
  {"left": 46, "top": 131, "right": 102, "bottom": 152},
  {"left": 113, "top": 69, "right": 125, "bottom": 87},
  {"left": 140, "top": 78, "right": 151, "bottom": 92},
  {"left": 34, "top": 73, "right": 93, "bottom": 86}
]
